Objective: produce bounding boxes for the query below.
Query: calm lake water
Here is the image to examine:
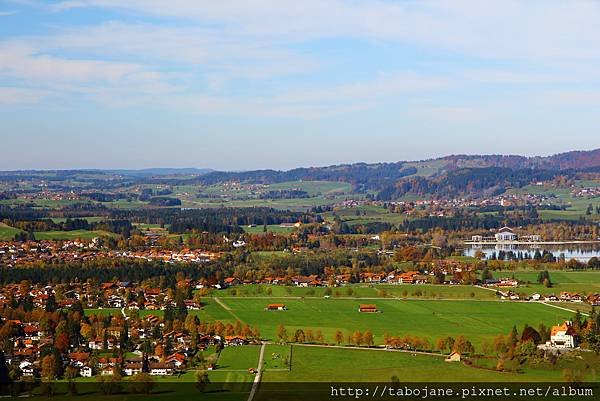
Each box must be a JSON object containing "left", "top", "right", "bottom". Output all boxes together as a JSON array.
[{"left": 464, "top": 245, "right": 600, "bottom": 262}]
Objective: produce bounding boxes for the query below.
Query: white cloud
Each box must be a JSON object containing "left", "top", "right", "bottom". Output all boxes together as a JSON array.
[
  {"left": 2, "top": 0, "right": 600, "bottom": 119},
  {"left": 0, "top": 87, "right": 49, "bottom": 105},
  {"left": 45, "top": 0, "right": 600, "bottom": 62}
]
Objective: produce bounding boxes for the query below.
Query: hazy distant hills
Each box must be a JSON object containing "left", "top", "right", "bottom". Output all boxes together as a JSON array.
[
  {"left": 196, "top": 148, "right": 600, "bottom": 182},
  {"left": 437, "top": 148, "right": 600, "bottom": 171},
  {"left": 105, "top": 168, "right": 214, "bottom": 177},
  {"left": 2, "top": 148, "right": 599, "bottom": 199},
  {"left": 193, "top": 148, "right": 600, "bottom": 199}
]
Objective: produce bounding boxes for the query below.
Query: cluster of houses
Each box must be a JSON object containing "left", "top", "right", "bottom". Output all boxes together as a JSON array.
[
  {"left": 1, "top": 312, "right": 253, "bottom": 380},
  {"left": 571, "top": 187, "right": 600, "bottom": 198},
  {"left": 0, "top": 281, "right": 204, "bottom": 311},
  {"left": 0, "top": 240, "right": 221, "bottom": 268},
  {"left": 494, "top": 290, "right": 600, "bottom": 305}
]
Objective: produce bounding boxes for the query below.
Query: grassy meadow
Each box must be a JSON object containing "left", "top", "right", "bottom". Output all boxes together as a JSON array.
[{"left": 208, "top": 298, "right": 571, "bottom": 348}]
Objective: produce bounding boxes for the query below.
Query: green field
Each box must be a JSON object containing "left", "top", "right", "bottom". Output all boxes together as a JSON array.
[
  {"left": 0, "top": 222, "right": 117, "bottom": 241},
  {"left": 0, "top": 222, "right": 24, "bottom": 240},
  {"left": 260, "top": 345, "right": 588, "bottom": 383},
  {"left": 491, "top": 270, "right": 600, "bottom": 284},
  {"left": 211, "top": 298, "right": 571, "bottom": 348},
  {"left": 322, "top": 204, "right": 414, "bottom": 226},
  {"left": 217, "top": 345, "right": 261, "bottom": 371},
  {"left": 491, "top": 270, "right": 600, "bottom": 296},
  {"left": 242, "top": 224, "right": 295, "bottom": 234},
  {"left": 33, "top": 229, "right": 116, "bottom": 240},
  {"left": 220, "top": 284, "right": 497, "bottom": 299},
  {"left": 87, "top": 295, "right": 573, "bottom": 349}
]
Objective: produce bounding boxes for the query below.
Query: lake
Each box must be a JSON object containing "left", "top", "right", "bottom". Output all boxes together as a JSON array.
[{"left": 464, "top": 244, "right": 600, "bottom": 262}]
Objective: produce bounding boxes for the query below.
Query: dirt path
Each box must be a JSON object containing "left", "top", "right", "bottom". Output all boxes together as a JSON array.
[
  {"left": 214, "top": 297, "right": 246, "bottom": 323},
  {"left": 539, "top": 301, "right": 590, "bottom": 317},
  {"left": 282, "top": 342, "right": 446, "bottom": 358}
]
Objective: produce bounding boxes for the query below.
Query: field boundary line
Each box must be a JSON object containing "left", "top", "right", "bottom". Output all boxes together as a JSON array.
[
  {"left": 283, "top": 342, "right": 447, "bottom": 358},
  {"left": 538, "top": 301, "right": 590, "bottom": 317},
  {"left": 214, "top": 297, "right": 246, "bottom": 323}
]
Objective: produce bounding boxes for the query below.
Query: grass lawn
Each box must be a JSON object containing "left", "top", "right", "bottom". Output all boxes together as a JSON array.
[
  {"left": 492, "top": 270, "right": 600, "bottom": 284},
  {"left": 33, "top": 229, "right": 116, "bottom": 240},
  {"left": 491, "top": 270, "right": 600, "bottom": 296},
  {"left": 0, "top": 222, "right": 24, "bottom": 240},
  {"left": 261, "top": 345, "right": 569, "bottom": 382},
  {"left": 219, "top": 284, "right": 497, "bottom": 300},
  {"left": 214, "top": 298, "right": 572, "bottom": 348},
  {"left": 86, "top": 298, "right": 574, "bottom": 349},
  {"left": 242, "top": 225, "right": 295, "bottom": 234},
  {"left": 263, "top": 344, "right": 292, "bottom": 371},
  {"left": 216, "top": 345, "right": 261, "bottom": 370}
]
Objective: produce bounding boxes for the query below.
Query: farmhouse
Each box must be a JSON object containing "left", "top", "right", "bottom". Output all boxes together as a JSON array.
[
  {"left": 149, "top": 362, "right": 175, "bottom": 376},
  {"left": 225, "top": 335, "right": 248, "bottom": 346},
  {"left": 548, "top": 321, "right": 578, "bottom": 348},
  {"left": 445, "top": 352, "right": 461, "bottom": 362},
  {"left": 358, "top": 304, "right": 378, "bottom": 313},
  {"left": 124, "top": 363, "right": 143, "bottom": 376},
  {"left": 266, "top": 303, "right": 287, "bottom": 311},
  {"left": 396, "top": 271, "right": 428, "bottom": 284}
]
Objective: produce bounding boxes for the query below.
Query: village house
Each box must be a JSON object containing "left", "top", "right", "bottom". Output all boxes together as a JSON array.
[
  {"left": 266, "top": 303, "right": 287, "bottom": 311},
  {"left": 395, "top": 271, "right": 428, "bottom": 284},
  {"left": 225, "top": 335, "right": 248, "bottom": 346},
  {"left": 529, "top": 293, "right": 542, "bottom": 301},
  {"left": 149, "top": 362, "right": 175, "bottom": 376},
  {"left": 445, "top": 352, "right": 461, "bottom": 362},
  {"left": 358, "top": 304, "right": 378, "bottom": 313},
  {"left": 547, "top": 321, "right": 578, "bottom": 349},
  {"left": 124, "top": 363, "right": 143, "bottom": 376},
  {"left": 79, "top": 366, "right": 93, "bottom": 377}
]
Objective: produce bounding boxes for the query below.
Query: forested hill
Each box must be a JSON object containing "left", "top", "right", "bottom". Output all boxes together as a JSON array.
[
  {"left": 435, "top": 148, "right": 600, "bottom": 171},
  {"left": 196, "top": 163, "right": 418, "bottom": 190},
  {"left": 191, "top": 148, "right": 600, "bottom": 196}
]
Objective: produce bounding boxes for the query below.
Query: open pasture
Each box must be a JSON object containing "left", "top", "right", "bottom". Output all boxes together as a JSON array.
[
  {"left": 0, "top": 222, "right": 24, "bottom": 240},
  {"left": 491, "top": 270, "right": 600, "bottom": 284},
  {"left": 220, "top": 284, "right": 497, "bottom": 300},
  {"left": 215, "top": 298, "right": 572, "bottom": 348},
  {"left": 260, "top": 345, "right": 571, "bottom": 383}
]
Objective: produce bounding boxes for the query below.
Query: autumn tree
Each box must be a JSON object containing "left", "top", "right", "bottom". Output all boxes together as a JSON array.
[
  {"left": 277, "top": 325, "right": 288, "bottom": 342},
  {"left": 364, "top": 331, "right": 374, "bottom": 347},
  {"left": 334, "top": 330, "right": 344, "bottom": 345}
]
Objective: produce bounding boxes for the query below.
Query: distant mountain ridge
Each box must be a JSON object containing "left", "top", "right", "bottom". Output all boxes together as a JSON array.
[
  {"left": 105, "top": 168, "right": 214, "bottom": 177},
  {"left": 192, "top": 148, "right": 600, "bottom": 199},
  {"left": 431, "top": 148, "right": 600, "bottom": 171},
  {"left": 196, "top": 148, "right": 600, "bottom": 184}
]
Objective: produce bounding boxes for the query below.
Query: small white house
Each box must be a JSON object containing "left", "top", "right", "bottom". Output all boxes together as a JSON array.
[{"left": 80, "top": 366, "right": 93, "bottom": 377}]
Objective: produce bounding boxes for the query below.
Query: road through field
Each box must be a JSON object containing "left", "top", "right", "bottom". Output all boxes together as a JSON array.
[
  {"left": 214, "top": 297, "right": 246, "bottom": 323},
  {"left": 539, "top": 301, "right": 590, "bottom": 317},
  {"left": 247, "top": 343, "right": 266, "bottom": 401},
  {"left": 287, "top": 342, "right": 446, "bottom": 358}
]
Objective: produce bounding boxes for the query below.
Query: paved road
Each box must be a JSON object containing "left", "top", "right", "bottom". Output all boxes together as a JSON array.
[{"left": 247, "top": 342, "right": 266, "bottom": 401}]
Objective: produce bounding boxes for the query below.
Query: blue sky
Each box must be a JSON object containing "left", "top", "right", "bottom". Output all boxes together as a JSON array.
[{"left": 1, "top": 0, "right": 600, "bottom": 170}]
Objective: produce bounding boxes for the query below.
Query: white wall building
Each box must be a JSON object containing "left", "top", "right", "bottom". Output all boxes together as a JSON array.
[{"left": 495, "top": 227, "right": 517, "bottom": 242}]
